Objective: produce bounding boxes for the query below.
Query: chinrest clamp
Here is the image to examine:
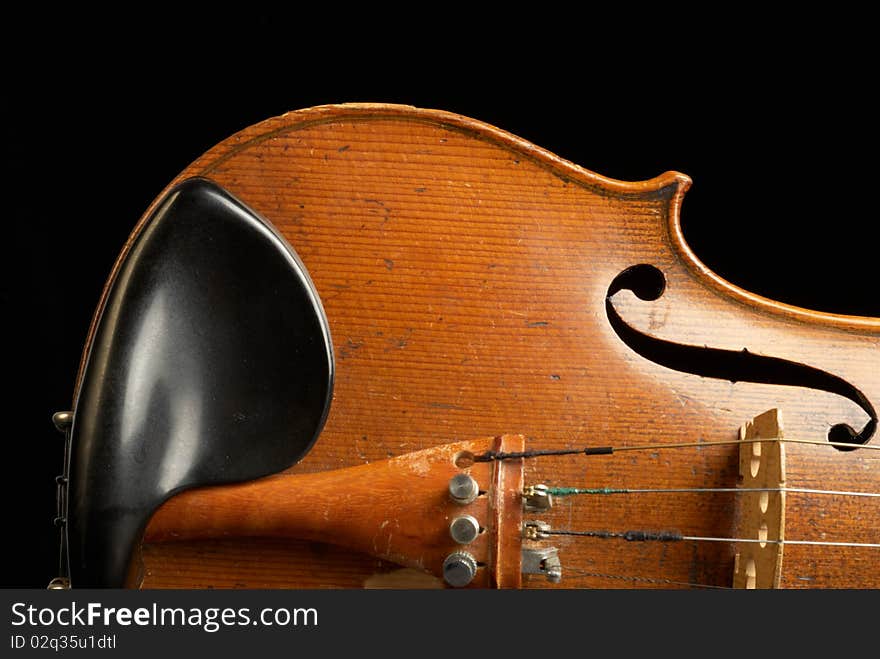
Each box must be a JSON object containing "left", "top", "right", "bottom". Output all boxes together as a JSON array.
[{"left": 48, "top": 410, "right": 73, "bottom": 590}]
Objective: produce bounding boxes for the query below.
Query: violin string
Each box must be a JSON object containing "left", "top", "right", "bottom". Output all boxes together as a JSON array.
[
  {"left": 684, "top": 536, "right": 880, "bottom": 548},
  {"left": 546, "top": 486, "right": 880, "bottom": 498},
  {"left": 545, "top": 528, "right": 880, "bottom": 548},
  {"left": 475, "top": 436, "right": 880, "bottom": 463},
  {"left": 492, "top": 434, "right": 880, "bottom": 581},
  {"left": 493, "top": 433, "right": 880, "bottom": 586},
  {"left": 561, "top": 567, "right": 731, "bottom": 589}
]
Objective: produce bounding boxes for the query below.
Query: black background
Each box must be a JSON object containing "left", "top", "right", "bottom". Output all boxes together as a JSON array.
[{"left": 2, "top": 15, "right": 876, "bottom": 589}]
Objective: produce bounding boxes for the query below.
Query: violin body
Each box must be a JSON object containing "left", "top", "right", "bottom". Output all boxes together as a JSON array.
[{"left": 78, "top": 104, "right": 878, "bottom": 588}]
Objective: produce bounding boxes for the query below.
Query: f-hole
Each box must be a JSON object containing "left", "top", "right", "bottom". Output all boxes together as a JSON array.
[{"left": 605, "top": 264, "right": 877, "bottom": 449}]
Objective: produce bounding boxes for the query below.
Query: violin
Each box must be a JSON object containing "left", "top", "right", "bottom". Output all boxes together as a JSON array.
[{"left": 51, "top": 104, "right": 879, "bottom": 589}]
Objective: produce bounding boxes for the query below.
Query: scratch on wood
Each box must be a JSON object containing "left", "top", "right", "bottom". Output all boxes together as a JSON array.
[
  {"left": 383, "top": 258, "right": 394, "bottom": 271},
  {"left": 428, "top": 402, "right": 465, "bottom": 411},
  {"left": 393, "top": 452, "right": 433, "bottom": 477},
  {"left": 339, "top": 338, "right": 363, "bottom": 360},
  {"left": 526, "top": 321, "right": 549, "bottom": 327},
  {"left": 356, "top": 435, "right": 370, "bottom": 462},
  {"left": 361, "top": 198, "right": 391, "bottom": 223},
  {"left": 674, "top": 392, "right": 694, "bottom": 408},
  {"left": 385, "top": 328, "right": 413, "bottom": 351}
]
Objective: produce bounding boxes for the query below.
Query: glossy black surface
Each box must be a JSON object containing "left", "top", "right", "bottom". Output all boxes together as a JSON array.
[{"left": 66, "top": 178, "right": 334, "bottom": 587}]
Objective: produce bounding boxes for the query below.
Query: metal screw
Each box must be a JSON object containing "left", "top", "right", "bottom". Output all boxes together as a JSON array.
[
  {"left": 449, "top": 515, "right": 481, "bottom": 544},
  {"left": 52, "top": 411, "right": 74, "bottom": 434},
  {"left": 443, "top": 551, "right": 478, "bottom": 587},
  {"left": 448, "top": 473, "right": 479, "bottom": 505}
]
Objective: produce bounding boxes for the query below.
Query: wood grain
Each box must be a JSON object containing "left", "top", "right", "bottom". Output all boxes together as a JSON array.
[{"left": 74, "top": 104, "right": 878, "bottom": 588}]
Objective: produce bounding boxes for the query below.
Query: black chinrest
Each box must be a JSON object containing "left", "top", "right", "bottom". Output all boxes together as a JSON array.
[{"left": 66, "top": 178, "right": 334, "bottom": 587}]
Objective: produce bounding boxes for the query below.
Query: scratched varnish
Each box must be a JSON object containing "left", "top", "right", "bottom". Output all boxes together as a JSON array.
[{"left": 81, "top": 105, "right": 878, "bottom": 588}]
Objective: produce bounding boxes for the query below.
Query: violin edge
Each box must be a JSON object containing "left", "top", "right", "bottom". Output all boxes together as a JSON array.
[{"left": 666, "top": 188, "right": 879, "bottom": 331}]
